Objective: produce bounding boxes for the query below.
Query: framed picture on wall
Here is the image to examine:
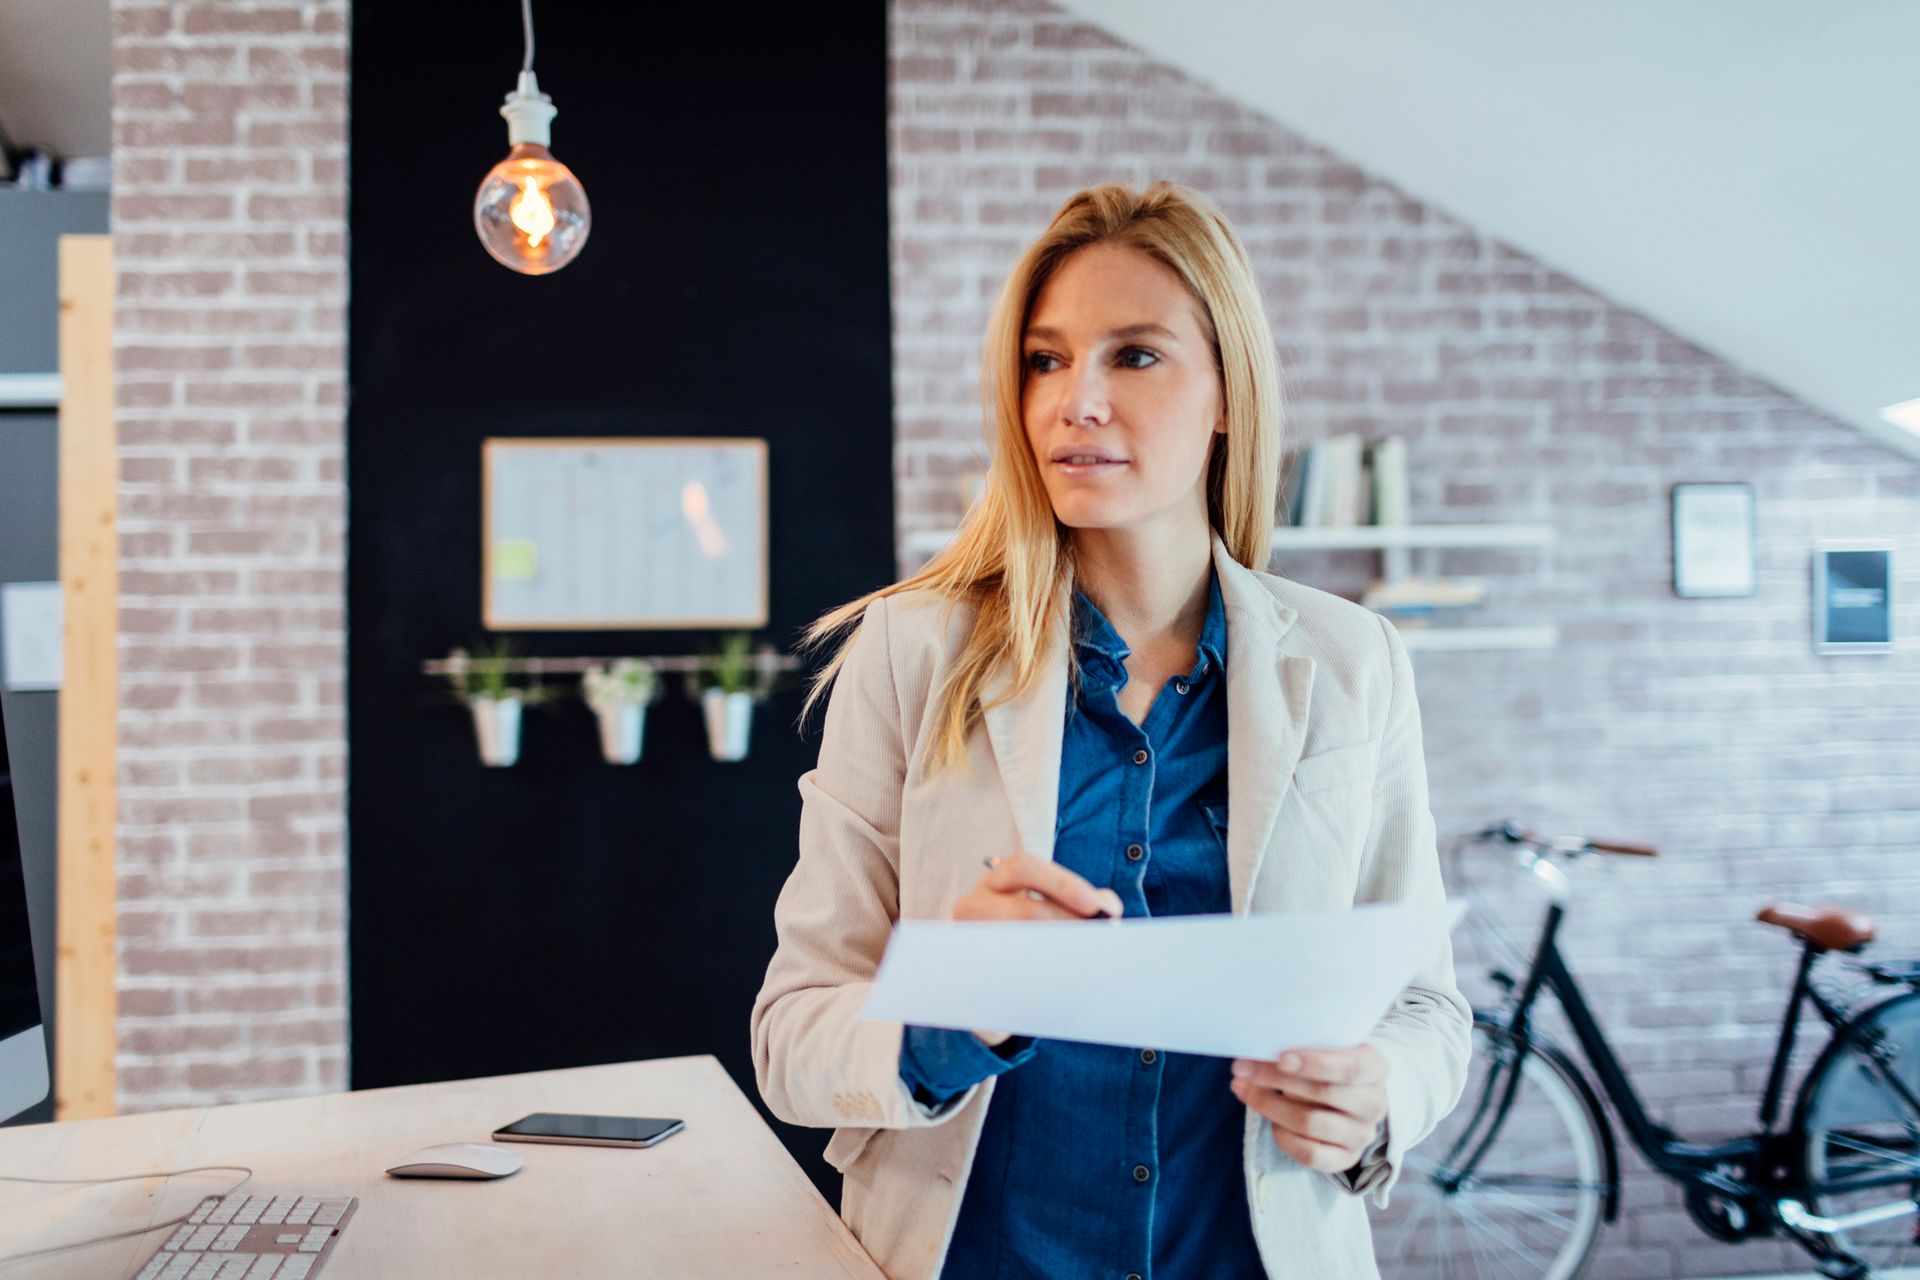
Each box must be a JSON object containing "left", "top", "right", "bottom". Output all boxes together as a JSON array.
[
  {"left": 1671, "top": 481, "right": 1755, "bottom": 598},
  {"left": 1813, "top": 541, "right": 1895, "bottom": 654}
]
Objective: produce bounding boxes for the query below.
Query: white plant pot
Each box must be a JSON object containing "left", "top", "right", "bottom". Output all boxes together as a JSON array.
[
  {"left": 701, "top": 688, "right": 755, "bottom": 761},
  {"left": 592, "top": 701, "right": 649, "bottom": 765},
  {"left": 469, "top": 695, "right": 523, "bottom": 767}
]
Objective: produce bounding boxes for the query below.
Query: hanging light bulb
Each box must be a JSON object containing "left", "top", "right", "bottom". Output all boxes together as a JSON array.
[{"left": 473, "top": 0, "right": 590, "bottom": 275}]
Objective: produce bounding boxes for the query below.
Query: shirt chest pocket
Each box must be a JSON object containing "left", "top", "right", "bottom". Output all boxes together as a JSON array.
[{"left": 1198, "top": 800, "right": 1229, "bottom": 856}]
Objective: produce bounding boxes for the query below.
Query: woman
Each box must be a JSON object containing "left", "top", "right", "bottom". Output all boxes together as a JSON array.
[{"left": 751, "top": 181, "right": 1470, "bottom": 1280}]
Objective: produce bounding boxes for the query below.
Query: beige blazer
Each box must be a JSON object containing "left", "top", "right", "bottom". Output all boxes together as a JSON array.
[{"left": 751, "top": 530, "right": 1472, "bottom": 1280}]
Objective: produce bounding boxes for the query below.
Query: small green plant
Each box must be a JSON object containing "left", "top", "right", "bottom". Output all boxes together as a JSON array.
[
  {"left": 581, "top": 658, "right": 659, "bottom": 709},
  {"left": 440, "top": 637, "right": 564, "bottom": 706},
  {"left": 686, "top": 632, "right": 782, "bottom": 701}
]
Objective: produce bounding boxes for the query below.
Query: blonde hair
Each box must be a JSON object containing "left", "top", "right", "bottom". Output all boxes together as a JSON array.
[{"left": 794, "top": 180, "right": 1284, "bottom": 781}]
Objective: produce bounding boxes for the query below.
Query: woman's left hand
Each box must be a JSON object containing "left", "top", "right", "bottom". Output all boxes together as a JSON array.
[{"left": 1229, "top": 1045, "right": 1389, "bottom": 1174}]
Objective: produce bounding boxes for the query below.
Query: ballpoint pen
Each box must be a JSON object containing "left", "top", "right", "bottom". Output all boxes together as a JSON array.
[{"left": 982, "top": 856, "right": 1123, "bottom": 921}]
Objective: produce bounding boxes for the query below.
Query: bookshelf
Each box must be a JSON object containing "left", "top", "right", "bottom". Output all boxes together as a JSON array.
[{"left": 898, "top": 522, "right": 1559, "bottom": 652}]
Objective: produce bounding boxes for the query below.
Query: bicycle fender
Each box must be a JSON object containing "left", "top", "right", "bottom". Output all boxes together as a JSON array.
[
  {"left": 1786, "top": 986, "right": 1920, "bottom": 1157},
  {"left": 1476, "top": 1009, "right": 1624, "bottom": 1223}
]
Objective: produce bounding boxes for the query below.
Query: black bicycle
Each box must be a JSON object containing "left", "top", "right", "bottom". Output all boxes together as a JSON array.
[{"left": 1372, "top": 821, "right": 1920, "bottom": 1280}]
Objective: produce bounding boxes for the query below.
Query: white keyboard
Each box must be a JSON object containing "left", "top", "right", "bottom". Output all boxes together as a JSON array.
[{"left": 130, "top": 1192, "right": 357, "bottom": 1280}]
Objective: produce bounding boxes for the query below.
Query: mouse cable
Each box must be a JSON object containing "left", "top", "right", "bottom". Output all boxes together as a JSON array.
[{"left": 0, "top": 1164, "right": 254, "bottom": 1264}]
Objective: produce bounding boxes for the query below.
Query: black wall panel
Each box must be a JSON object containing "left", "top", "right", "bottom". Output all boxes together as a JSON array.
[{"left": 348, "top": 4, "right": 894, "bottom": 1199}]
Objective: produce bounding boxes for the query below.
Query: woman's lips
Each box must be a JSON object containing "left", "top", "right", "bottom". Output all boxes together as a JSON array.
[{"left": 1053, "top": 458, "right": 1128, "bottom": 475}]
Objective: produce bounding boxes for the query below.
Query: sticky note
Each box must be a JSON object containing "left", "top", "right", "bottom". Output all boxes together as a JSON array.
[{"left": 495, "top": 540, "right": 538, "bottom": 580}]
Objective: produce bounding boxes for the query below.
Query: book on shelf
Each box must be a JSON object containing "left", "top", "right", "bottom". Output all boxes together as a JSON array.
[
  {"left": 1371, "top": 436, "right": 1407, "bottom": 526},
  {"left": 1286, "top": 440, "right": 1318, "bottom": 527},
  {"left": 1282, "top": 433, "right": 1410, "bottom": 529},
  {"left": 1362, "top": 576, "right": 1489, "bottom": 630},
  {"left": 1329, "top": 433, "right": 1363, "bottom": 525}
]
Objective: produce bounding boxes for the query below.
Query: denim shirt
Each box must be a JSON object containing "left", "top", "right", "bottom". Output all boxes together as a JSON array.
[{"left": 897, "top": 564, "right": 1268, "bottom": 1279}]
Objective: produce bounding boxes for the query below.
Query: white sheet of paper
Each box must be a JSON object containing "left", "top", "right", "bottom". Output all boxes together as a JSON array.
[
  {"left": 861, "top": 898, "right": 1470, "bottom": 1060},
  {"left": 1, "top": 582, "right": 63, "bottom": 692}
]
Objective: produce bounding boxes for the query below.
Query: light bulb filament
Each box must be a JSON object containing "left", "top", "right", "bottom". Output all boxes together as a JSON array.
[{"left": 510, "top": 176, "right": 556, "bottom": 248}]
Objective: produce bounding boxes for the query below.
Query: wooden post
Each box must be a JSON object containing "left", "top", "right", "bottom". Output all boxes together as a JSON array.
[{"left": 56, "top": 233, "right": 116, "bottom": 1120}]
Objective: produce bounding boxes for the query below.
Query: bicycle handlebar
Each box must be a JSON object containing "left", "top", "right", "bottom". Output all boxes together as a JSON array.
[
  {"left": 1473, "top": 820, "right": 1662, "bottom": 859},
  {"left": 1580, "top": 835, "right": 1659, "bottom": 857}
]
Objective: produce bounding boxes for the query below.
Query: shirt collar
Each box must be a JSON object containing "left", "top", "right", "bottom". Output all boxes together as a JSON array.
[{"left": 1070, "top": 561, "right": 1227, "bottom": 690}]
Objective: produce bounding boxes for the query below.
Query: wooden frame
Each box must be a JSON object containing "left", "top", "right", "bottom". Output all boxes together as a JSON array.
[
  {"left": 56, "top": 234, "right": 117, "bottom": 1119},
  {"left": 480, "top": 437, "right": 769, "bottom": 631}
]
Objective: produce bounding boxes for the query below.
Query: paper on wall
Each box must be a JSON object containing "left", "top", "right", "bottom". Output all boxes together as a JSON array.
[{"left": 1, "top": 582, "right": 63, "bottom": 692}]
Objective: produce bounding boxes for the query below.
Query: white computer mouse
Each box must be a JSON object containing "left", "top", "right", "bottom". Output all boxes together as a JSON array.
[{"left": 385, "top": 1142, "right": 523, "bottom": 1180}]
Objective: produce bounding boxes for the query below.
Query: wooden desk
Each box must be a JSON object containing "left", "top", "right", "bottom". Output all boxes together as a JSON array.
[{"left": 0, "top": 1055, "right": 883, "bottom": 1279}]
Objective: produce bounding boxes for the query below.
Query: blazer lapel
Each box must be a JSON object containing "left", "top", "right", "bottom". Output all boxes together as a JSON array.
[
  {"left": 979, "top": 596, "right": 1070, "bottom": 866},
  {"left": 979, "top": 531, "right": 1313, "bottom": 915},
  {"left": 1211, "top": 533, "right": 1313, "bottom": 914}
]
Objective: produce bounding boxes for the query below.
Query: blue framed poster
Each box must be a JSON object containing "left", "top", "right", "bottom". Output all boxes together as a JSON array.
[{"left": 1813, "top": 542, "right": 1894, "bottom": 654}]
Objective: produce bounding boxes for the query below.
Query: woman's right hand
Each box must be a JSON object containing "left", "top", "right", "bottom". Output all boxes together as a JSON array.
[{"left": 949, "top": 851, "right": 1124, "bottom": 1047}]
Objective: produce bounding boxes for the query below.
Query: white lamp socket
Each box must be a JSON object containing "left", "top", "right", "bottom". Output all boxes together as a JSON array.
[{"left": 500, "top": 70, "right": 558, "bottom": 147}]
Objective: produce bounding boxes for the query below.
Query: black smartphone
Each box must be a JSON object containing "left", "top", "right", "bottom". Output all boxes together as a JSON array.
[{"left": 492, "top": 1112, "right": 685, "bottom": 1149}]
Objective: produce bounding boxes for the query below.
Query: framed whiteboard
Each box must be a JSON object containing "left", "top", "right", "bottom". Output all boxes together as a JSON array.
[{"left": 482, "top": 437, "right": 768, "bottom": 630}]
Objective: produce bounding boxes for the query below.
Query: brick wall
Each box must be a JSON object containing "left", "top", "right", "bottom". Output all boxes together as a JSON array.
[
  {"left": 110, "top": 0, "right": 348, "bottom": 1110},
  {"left": 888, "top": 2, "right": 1920, "bottom": 1275}
]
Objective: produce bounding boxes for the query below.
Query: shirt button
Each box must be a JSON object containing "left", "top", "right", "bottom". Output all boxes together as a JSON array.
[
  {"left": 1127, "top": 1273, "right": 1144, "bottom": 1280},
  {"left": 1132, "top": 748, "right": 1148, "bottom": 765},
  {"left": 1125, "top": 843, "right": 1143, "bottom": 861},
  {"left": 1133, "top": 1164, "right": 1151, "bottom": 1183},
  {"left": 1140, "top": 1048, "right": 1157, "bottom": 1065},
  {"left": 1175, "top": 680, "right": 1189, "bottom": 694}
]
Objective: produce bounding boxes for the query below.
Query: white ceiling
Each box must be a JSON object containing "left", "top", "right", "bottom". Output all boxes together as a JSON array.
[
  {"left": 0, "top": 0, "right": 111, "bottom": 159},
  {"left": 3, "top": 0, "right": 1915, "bottom": 461},
  {"left": 1057, "top": 0, "right": 1920, "bottom": 461}
]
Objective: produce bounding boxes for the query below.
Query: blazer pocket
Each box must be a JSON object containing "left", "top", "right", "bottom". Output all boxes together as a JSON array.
[{"left": 1289, "top": 740, "right": 1377, "bottom": 796}]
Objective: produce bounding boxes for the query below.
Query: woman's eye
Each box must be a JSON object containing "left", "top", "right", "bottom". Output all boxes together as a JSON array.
[{"left": 1026, "top": 348, "right": 1158, "bottom": 373}]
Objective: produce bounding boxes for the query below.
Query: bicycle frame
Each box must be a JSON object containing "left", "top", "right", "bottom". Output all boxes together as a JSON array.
[{"left": 1463, "top": 893, "right": 1904, "bottom": 1209}]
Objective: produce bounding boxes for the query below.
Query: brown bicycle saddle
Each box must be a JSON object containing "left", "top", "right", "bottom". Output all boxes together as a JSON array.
[{"left": 1755, "top": 901, "right": 1876, "bottom": 952}]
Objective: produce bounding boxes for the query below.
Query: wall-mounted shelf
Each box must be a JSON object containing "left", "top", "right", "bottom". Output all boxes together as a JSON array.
[
  {"left": 1395, "top": 625, "right": 1557, "bottom": 652},
  {"left": 899, "top": 522, "right": 1559, "bottom": 653},
  {"left": 1269, "top": 522, "right": 1555, "bottom": 552},
  {"left": 421, "top": 653, "right": 803, "bottom": 678}
]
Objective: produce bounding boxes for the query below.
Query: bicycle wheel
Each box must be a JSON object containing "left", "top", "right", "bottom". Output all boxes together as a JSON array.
[
  {"left": 1798, "top": 989, "right": 1920, "bottom": 1277},
  {"left": 1373, "top": 1014, "right": 1609, "bottom": 1280}
]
